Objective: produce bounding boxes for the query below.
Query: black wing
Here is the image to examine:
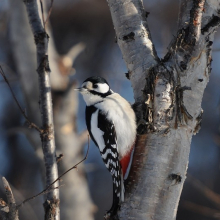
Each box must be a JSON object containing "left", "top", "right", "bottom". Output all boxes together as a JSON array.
[
  {"left": 97, "top": 111, "right": 122, "bottom": 199},
  {"left": 86, "top": 106, "right": 122, "bottom": 200}
]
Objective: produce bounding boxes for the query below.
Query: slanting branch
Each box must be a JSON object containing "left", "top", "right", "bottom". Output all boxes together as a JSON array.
[
  {"left": 107, "top": 0, "right": 159, "bottom": 102},
  {"left": 1, "top": 177, "right": 19, "bottom": 220},
  {"left": 0, "top": 66, "right": 42, "bottom": 133},
  {"left": 107, "top": 0, "right": 220, "bottom": 220},
  {"left": 23, "top": 0, "right": 59, "bottom": 219},
  {"left": 187, "top": 0, "right": 205, "bottom": 45}
]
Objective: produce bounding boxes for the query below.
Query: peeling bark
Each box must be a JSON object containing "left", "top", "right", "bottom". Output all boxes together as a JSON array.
[{"left": 107, "top": 0, "right": 220, "bottom": 219}]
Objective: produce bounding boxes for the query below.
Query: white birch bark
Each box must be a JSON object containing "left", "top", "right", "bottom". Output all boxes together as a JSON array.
[
  {"left": 22, "top": 1, "right": 60, "bottom": 219},
  {"left": 107, "top": 0, "right": 220, "bottom": 219}
]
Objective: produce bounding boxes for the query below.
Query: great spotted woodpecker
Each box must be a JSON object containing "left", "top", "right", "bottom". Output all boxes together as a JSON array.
[{"left": 75, "top": 76, "right": 136, "bottom": 218}]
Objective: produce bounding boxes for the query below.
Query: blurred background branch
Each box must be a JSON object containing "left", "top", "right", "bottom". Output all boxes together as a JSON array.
[{"left": 1, "top": 177, "right": 19, "bottom": 220}]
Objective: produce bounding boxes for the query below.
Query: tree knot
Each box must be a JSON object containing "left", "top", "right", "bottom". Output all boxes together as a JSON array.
[
  {"left": 40, "top": 124, "right": 54, "bottom": 141},
  {"left": 122, "top": 32, "right": 135, "bottom": 42}
]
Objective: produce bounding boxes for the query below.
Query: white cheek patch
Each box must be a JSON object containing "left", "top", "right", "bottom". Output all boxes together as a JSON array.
[
  {"left": 95, "top": 83, "right": 109, "bottom": 93},
  {"left": 82, "top": 81, "right": 93, "bottom": 90}
]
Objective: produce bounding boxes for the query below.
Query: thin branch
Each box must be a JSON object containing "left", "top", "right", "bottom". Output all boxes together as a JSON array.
[
  {"left": 0, "top": 65, "right": 42, "bottom": 133},
  {"left": 16, "top": 185, "right": 64, "bottom": 210},
  {"left": 2, "top": 177, "right": 19, "bottom": 220},
  {"left": 45, "top": 0, "right": 54, "bottom": 25},
  {"left": 186, "top": 0, "right": 205, "bottom": 45},
  {"left": 79, "top": 130, "right": 89, "bottom": 146},
  {"left": 0, "top": 78, "right": 19, "bottom": 83},
  {"left": 163, "top": 0, "right": 205, "bottom": 68},
  {"left": 17, "top": 136, "right": 90, "bottom": 209},
  {"left": 23, "top": 0, "right": 59, "bottom": 218},
  {"left": 39, "top": 0, "right": 45, "bottom": 29}
]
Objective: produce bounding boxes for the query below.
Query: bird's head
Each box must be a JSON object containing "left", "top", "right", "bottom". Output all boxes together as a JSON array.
[{"left": 75, "top": 76, "right": 113, "bottom": 106}]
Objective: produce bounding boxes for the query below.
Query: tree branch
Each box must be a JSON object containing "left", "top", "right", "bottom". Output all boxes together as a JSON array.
[
  {"left": 2, "top": 177, "right": 19, "bottom": 220},
  {"left": 0, "top": 66, "right": 42, "bottom": 133},
  {"left": 45, "top": 0, "right": 54, "bottom": 25},
  {"left": 164, "top": 0, "right": 218, "bottom": 70},
  {"left": 22, "top": 0, "right": 59, "bottom": 219},
  {"left": 16, "top": 140, "right": 90, "bottom": 209},
  {"left": 107, "top": 0, "right": 159, "bottom": 102},
  {"left": 186, "top": 0, "right": 205, "bottom": 45}
]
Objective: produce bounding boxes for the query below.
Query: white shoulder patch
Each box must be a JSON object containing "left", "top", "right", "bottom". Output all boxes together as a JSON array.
[{"left": 91, "top": 109, "right": 105, "bottom": 152}]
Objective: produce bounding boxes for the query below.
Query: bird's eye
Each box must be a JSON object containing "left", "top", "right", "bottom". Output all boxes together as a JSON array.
[{"left": 93, "top": 84, "right": 98, "bottom": 89}]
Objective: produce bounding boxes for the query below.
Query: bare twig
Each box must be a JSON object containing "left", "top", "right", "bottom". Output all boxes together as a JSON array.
[
  {"left": 79, "top": 130, "right": 89, "bottom": 146},
  {"left": 17, "top": 136, "right": 90, "bottom": 209},
  {"left": 2, "top": 177, "right": 19, "bottom": 220},
  {"left": 39, "top": 0, "right": 45, "bottom": 29},
  {"left": 39, "top": 0, "right": 54, "bottom": 28},
  {"left": 45, "top": 0, "right": 54, "bottom": 25},
  {"left": 16, "top": 185, "right": 64, "bottom": 210},
  {"left": 0, "top": 66, "right": 42, "bottom": 133},
  {"left": 0, "top": 78, "right": 19, "bottom": 83}
]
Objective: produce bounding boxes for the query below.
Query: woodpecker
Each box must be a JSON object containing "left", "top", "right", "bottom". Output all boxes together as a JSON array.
[{"left": 75, "top": 76, "right": 136, "bottom": 218}]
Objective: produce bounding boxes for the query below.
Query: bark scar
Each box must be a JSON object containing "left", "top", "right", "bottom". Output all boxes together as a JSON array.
[
  {"left": 122, "top": 32, "right": 135, "bottom": 42},
  {"left": 168, "top": 173, "right": 182, "bottom": 185},
  {"left": 176, "top": 85, "right": 193, "bottom": 127}
]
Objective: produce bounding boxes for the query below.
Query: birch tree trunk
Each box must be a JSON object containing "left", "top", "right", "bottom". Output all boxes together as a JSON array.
[{"left": 107, "top": 0, "right": 220, "bottom": 219}]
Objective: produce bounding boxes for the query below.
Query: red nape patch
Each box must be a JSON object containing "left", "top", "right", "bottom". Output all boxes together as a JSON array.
[{"left": 120, "top": 143, "right": 135, "bottom": 177}]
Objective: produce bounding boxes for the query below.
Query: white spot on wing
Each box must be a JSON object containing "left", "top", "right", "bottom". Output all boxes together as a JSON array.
[
  {"left": 101, "top": 149, "right": 110, "bottom": 159},
  {"left": 112, "top": 144, "right": 117, "bottom": 149}
]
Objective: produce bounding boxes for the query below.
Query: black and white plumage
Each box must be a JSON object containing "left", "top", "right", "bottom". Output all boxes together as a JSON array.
[{"left": 75, "top": 76, "right": 136, "bottom": 218}]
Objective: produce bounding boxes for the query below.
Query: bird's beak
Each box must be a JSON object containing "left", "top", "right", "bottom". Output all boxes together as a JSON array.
[
  {"left": 74, "top": 87, "right": 87, "bottom": 93},
  {"left": 74, "top": 88, "right": 81, "bottom": 92}
]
